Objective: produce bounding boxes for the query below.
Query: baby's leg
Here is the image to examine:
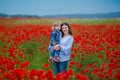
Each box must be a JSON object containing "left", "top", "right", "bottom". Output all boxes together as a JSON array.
[
  {"left": 54, "top": 50, "right": 60, "bottom": 61},
  {"left": 48, "top": 51, "right": 55, "bottom": 63},
  {"left": 55, "top": 50, "right": 60, "bottom": 56}
]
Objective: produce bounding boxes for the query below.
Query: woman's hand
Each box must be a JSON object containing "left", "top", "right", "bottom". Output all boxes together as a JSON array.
[{"left": 53, "top": 45, "right": 61, "bottom": 50}]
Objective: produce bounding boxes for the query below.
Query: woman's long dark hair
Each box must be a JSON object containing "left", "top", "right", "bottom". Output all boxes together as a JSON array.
[{"left": 60, "top": 22, "right": 72, "bottom": 37}]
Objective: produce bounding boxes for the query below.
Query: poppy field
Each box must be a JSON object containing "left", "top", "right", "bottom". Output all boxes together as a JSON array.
[{"left": 0, "top": 18, "right": 120, "bottom": 80}]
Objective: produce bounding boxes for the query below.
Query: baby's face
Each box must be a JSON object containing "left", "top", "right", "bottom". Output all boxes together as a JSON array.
[{"left": 54, "top": 25, "right": 61, "bottom": 30}]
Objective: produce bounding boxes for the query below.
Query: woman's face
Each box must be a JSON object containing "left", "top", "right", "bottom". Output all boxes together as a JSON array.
[{"left": 62, "top": 25, "right": 69, "bottom": 35}]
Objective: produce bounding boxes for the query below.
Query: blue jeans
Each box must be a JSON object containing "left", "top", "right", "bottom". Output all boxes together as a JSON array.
[{"left": 52, "top": 61, "right": 68, "bottom": 75}]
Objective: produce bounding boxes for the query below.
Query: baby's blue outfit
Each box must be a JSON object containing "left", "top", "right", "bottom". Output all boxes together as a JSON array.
[{"left": 49, "top": 29, "right": 62, "bottom": 58}]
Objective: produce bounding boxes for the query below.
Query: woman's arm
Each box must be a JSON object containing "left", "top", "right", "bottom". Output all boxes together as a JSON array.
[
  {"left": 49, "top": 36, "right": 74, "bottom": 55},
  {"left": 48, "top": 43, "right": 60, "bottom": 52},
  {"left": 60, "top": 37, "right": 74, "bottom": 55}
]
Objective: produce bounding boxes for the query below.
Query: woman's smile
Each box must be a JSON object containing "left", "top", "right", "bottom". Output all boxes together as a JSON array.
[{"left": 62, "top": 25, "right": 69, "bottom": 34}]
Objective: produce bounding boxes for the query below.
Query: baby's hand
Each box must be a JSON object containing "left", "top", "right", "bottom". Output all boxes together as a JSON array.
[
  {"left": 53, "top": 44, "right": 61, "bottom": 50},
  {"left": 54, "top": 44, "right": 60, "bottom": 48},
  {"left": 53, "top": 42, "right": 56, "bottom": 46}
]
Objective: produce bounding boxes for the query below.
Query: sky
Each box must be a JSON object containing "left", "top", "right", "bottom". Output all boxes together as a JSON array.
[{"left": 0, "top": 0, "right": 120, "bottom": 16}]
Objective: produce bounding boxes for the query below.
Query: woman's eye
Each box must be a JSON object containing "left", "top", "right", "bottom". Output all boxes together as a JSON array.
[{"left": 65, "top": 27, "right": 67, "bottom": 28}]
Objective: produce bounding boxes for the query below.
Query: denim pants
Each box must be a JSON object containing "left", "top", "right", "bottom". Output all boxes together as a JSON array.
[{"left": 52, "top": 61, "right": 68, "bottom": 75}]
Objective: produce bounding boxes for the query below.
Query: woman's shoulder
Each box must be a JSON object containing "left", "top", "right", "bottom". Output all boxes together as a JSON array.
[{"left": 68, "top": 35, "right": 74, "bottom": 40}]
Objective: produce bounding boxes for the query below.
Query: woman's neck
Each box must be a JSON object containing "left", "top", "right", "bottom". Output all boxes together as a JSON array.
[{"left": 63, "top": 33, "right": 70, "bottom": 37}]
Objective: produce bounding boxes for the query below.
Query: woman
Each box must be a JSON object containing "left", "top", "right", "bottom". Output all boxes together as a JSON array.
[{"left": 49, "top": 22, "right": 74, "bottom": 75}]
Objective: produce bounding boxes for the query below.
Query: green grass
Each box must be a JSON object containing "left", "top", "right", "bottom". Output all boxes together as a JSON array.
[
  {"left": 17, "top": 36, "right": 51, "bottom": 70},
  {"left": 0, "top": 18, "right": 120, "bottom": 25},
  {"left": 66, "top": 18, "right": 120, "bottom": 24}
]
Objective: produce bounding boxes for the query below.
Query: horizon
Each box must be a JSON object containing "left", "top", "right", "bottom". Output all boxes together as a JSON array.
[
  {"left": 0, "top": 11, "right": 120, "bottom": 16},
  {"left": 0, "top": 0, "right": 120, "bottom": 16}
]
